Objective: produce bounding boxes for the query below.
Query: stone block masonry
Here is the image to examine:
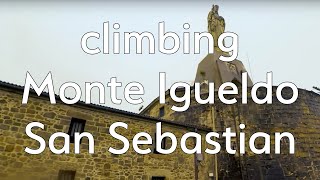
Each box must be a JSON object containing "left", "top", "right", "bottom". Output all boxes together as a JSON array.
[
  {"left": 0, "top": 82, "right": 215, "bottom": 180},
  {"left": 143, "top": 86, "right": 320, "bottom": 179}
]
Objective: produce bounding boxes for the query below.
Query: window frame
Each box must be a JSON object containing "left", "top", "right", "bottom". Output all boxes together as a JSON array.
[
  {"left": 159, "top": 106, "right": 165, "bottom": 117},
  {"left": 153, "top": 133, "right": 167, "bottom": 154},
  {"left": 67, "top": 118, "right": 86, "bottom": 143},
  {"left": 58, "top": 170, "right": 76, "bottom": 180}
]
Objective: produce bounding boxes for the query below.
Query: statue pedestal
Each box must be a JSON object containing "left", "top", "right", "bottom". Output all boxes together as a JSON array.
[{"left": 194, "top": 51, "right": 253, "bottom": 89}]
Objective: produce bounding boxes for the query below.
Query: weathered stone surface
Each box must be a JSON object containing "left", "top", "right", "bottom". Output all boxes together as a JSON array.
[
  {"left": 43, "top": 112, "right": 56, "bottom": 119},
  {"left": 0, "top": 87, "right": 214, "bottom": 180},
  {"left": 144, "top": 87, "right": 320, "bottom": 180}
]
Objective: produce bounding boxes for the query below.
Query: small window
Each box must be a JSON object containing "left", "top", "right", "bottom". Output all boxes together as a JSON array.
[
  {"left": 58, "top": 170, "right": 76, "bottom": 180},
  {"left": 159, "top": 107, "right": 165, "bottom": 117},
  {"left": 67, "top": 118, "right": 86, "bottom": 143},
  {"left": 200, "top": 71, "right": 206, "bottom": 77},
  {"left": 154, "top": 133, "right": 166, "bottom": 154},
  {"left": 152, "top": 176, "right": 165, "bottom": 180}
]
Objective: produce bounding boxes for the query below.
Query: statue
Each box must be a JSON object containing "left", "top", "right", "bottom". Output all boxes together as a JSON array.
[{"left": 208, "top": 4, "right": 225, "bottom": 50}]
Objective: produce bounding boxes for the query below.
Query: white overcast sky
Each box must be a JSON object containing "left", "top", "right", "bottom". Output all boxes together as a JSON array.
[{"left": 0, "top": 1, "right": 319, "bottom": 112}]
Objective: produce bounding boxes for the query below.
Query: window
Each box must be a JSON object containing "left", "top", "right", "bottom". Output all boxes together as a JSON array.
[
  {"left": 200, "top": 71, "right": 206, "bottom": 78},
  {"left": 58, "top": 170, "right": 76, "bottom": 180},
  {"left": 152, "top": 176, "right": 165, "bottom": 180},
  {"left": 67, "top": 118, "right": 86, "bottom": 143},
  {"left": 159, "top": 107, "right": 165, "bottom": 117},
  {"left": 154, "top": 133, "right": 166, "bottom": 154}
]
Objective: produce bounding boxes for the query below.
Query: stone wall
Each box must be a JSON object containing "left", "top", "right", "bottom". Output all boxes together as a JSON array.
[
  {"left": 0, "top": 85, "right": 215, "bottom": 180},
  {"left": 143, "top": 87, "right": 320, "bottom": 180},
  {"left": 142, "top": 90, "right": 213, "bottom": 128},
  {"left": 214, "top": 88, "right": 320, "bottom": 180}
]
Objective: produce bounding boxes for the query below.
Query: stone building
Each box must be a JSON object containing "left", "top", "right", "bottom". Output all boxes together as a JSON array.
[
  {"left": 142, "top": 84, "right": 320, "bottom": 179},
  {"left": 142, "top": 5, "right": 320, "bottom": 179},
  {"left": 0, "top": 81, "right": 215, "bottom": 180},
  {"left": 1, "top": 4, "right": 320, "bottom": 180}
]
